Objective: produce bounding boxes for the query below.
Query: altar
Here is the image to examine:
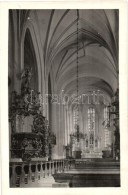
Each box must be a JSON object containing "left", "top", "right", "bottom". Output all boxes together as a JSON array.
[
  {"left": 69, "top": 129, "right": 102, "bottom": 159},
  {"left": 81, "top": 151, "right": 102, "bottom": 159}
]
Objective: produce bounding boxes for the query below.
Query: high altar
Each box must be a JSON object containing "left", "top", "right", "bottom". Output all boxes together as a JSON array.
[
  {"left": 70, "top": 131, "right": 102, "bottom": 159},
  {"left": 65, "top": 102, "right": 115, "bottom": 159}
]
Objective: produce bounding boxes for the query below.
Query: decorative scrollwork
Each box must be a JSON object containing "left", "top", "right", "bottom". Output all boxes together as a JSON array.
[
  {"left": 11, "top": 133, "right": 50, "bottom": 160},
  {"left": 10, "top": 68, "right": 56, "bottom": 161},
  {"left": 32, "top": 113, "right": 46, "bottom": 134}
]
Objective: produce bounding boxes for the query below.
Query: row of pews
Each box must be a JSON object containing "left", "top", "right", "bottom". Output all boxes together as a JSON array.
[{"left": 52, "top": 158, "right": 120, "bottom": 187}]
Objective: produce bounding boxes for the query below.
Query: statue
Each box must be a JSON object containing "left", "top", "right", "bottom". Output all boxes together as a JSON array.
[
  {"left": 75, "top": 124, "right": 80, "bottom": 142},
  {"left": 21, "top": 68, "right": 32, "bottom": 95}
]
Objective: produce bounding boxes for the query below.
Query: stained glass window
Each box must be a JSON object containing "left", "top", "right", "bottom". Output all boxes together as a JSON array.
[
  {"left": 88, "top": 108, "right": 95, "bottom": 149},
  {"left": 73, "top": 109, "right": 77, "bottom": 127},
  {"left": 104, "top": 107, "right": 111, "bottom": 148},
  {"left": 88, "top": 107, "right": 95, "bottom": 131},
  {"left": 104, "top": 129, "right": 111, "bottom": 148},
  {"left": 104, "top": 106, "right": 109, "bottom": 128}
]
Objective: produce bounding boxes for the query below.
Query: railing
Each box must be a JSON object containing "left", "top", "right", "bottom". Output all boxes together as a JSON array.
[{"left": 9, "top": 159, "right": 74, "bottom": 187}]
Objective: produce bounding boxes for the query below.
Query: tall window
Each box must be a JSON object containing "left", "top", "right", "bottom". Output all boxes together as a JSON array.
[
  {"left": 88, "top": 108, "right": 95, "bottom": 148},
  {"left": 104, "top": 129, "right": 111, "bottom": 148},
  {"left": 88, "top": 108, "right": 95, "bottom": 131},
  {"left": 73, "top": 109, "right": 77, "bottom": 127},
  {"left": 104, "top": 106, "right": 109, "bottom": 127},
  {"left": 104, "top": 107, "right": 111, "bottom": 148}
]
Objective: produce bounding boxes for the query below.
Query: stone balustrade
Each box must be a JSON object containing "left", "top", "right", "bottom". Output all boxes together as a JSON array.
[{"left": 9, "top": 159, "right": 74, "bottom": 187}]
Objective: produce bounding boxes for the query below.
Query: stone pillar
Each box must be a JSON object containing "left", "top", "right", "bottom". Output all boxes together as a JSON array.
[
  {"left": 69, "top": 106, "right": 73, "bottom": 134},
  {"left": 9, "top": 122, "right": 11, "bottom": 159},
  {"left": 13, "top": 21, "right": 21, "bottom": 93},
  {"left": 60, "top": 104, "right": 65, "bottom": 158},
  {"left": 68, "top": 107, "right": 71, "bottom": 140},
  {"left": 66, "top": 106, "right": 70, "bottom": 144},
  {"left": 56, "top": 103, "right": 65, "bottom": 159},
  {"left": 51, "top": 104, "right": 58, "bottom": 159},
  {"left": 64, "top": 106, "right": 68, "bottom": 146}
]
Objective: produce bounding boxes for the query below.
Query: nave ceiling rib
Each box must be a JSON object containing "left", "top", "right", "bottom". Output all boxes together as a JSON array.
[{"left": 17, "top": 9, "right": 118, "bottom": 97}]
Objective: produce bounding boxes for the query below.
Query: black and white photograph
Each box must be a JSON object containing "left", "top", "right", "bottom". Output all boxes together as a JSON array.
[
  {"left": 8, "top": 8, "right": 120, "bottom": 188},
  {"left": 0, "top": 1, "right": 128, "bottom": 194}
]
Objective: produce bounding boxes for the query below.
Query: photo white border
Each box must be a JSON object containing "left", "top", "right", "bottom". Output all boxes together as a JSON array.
[{"left": 0, "top": 1, "right": 128, "bottom": 195}]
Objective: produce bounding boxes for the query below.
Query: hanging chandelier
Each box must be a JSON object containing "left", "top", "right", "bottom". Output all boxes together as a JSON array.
[{"left": 76, "top": 9, "right": 80, "bottom": 142}]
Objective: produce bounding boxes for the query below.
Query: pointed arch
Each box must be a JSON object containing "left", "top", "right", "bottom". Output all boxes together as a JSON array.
[
  {"left": 21, "top": 21, "right": 43, "bottom": 93},
  {"left": 24, "top": 28, "right": 38, "bottom": 90}
]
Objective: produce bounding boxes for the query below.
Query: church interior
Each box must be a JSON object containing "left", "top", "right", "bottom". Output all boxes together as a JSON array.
[{"left": 9, "top": 9, "right": 120, "bottom": 187}]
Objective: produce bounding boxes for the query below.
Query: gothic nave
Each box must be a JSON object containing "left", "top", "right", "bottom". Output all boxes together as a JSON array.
[{"left": 8, "top": 9, "right": 120, "bottom": 187}]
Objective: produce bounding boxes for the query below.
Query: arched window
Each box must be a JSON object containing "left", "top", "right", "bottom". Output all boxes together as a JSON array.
[
  {"left": 104, "top": 106, "right": 109, "bottom": 128},
  {"left": 73, "top": 108, "right": 77, "bottom": 127},
  {"left": 88, "top": 107, "right": 95, "bottom": 131},
  {"left": 104, "top": 129, "right": 111, "bottom": 148},
  {"left": 88, "top": 107, "right": 95, "bottom": 149},
  {"left": 104, "top": 107, "right": 111, "bottom": 148}
]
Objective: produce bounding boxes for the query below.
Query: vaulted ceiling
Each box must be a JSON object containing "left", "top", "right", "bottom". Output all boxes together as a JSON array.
[{"left": 28, "top": 9, "right": 119, "bottom": 98}]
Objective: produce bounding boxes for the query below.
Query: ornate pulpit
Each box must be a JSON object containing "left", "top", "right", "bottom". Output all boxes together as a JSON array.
[{"left": 9, "top": 68, "right": 56, "bottom": 161}]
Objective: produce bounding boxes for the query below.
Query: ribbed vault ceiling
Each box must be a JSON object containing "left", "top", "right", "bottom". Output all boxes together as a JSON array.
[{"left": 30, "top": 9, "right": 119, "bottom": 97}]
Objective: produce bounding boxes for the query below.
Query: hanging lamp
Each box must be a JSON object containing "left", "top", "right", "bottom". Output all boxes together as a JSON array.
[{"left": 76, "top": 9, "right": 80, "bottom": 142}]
